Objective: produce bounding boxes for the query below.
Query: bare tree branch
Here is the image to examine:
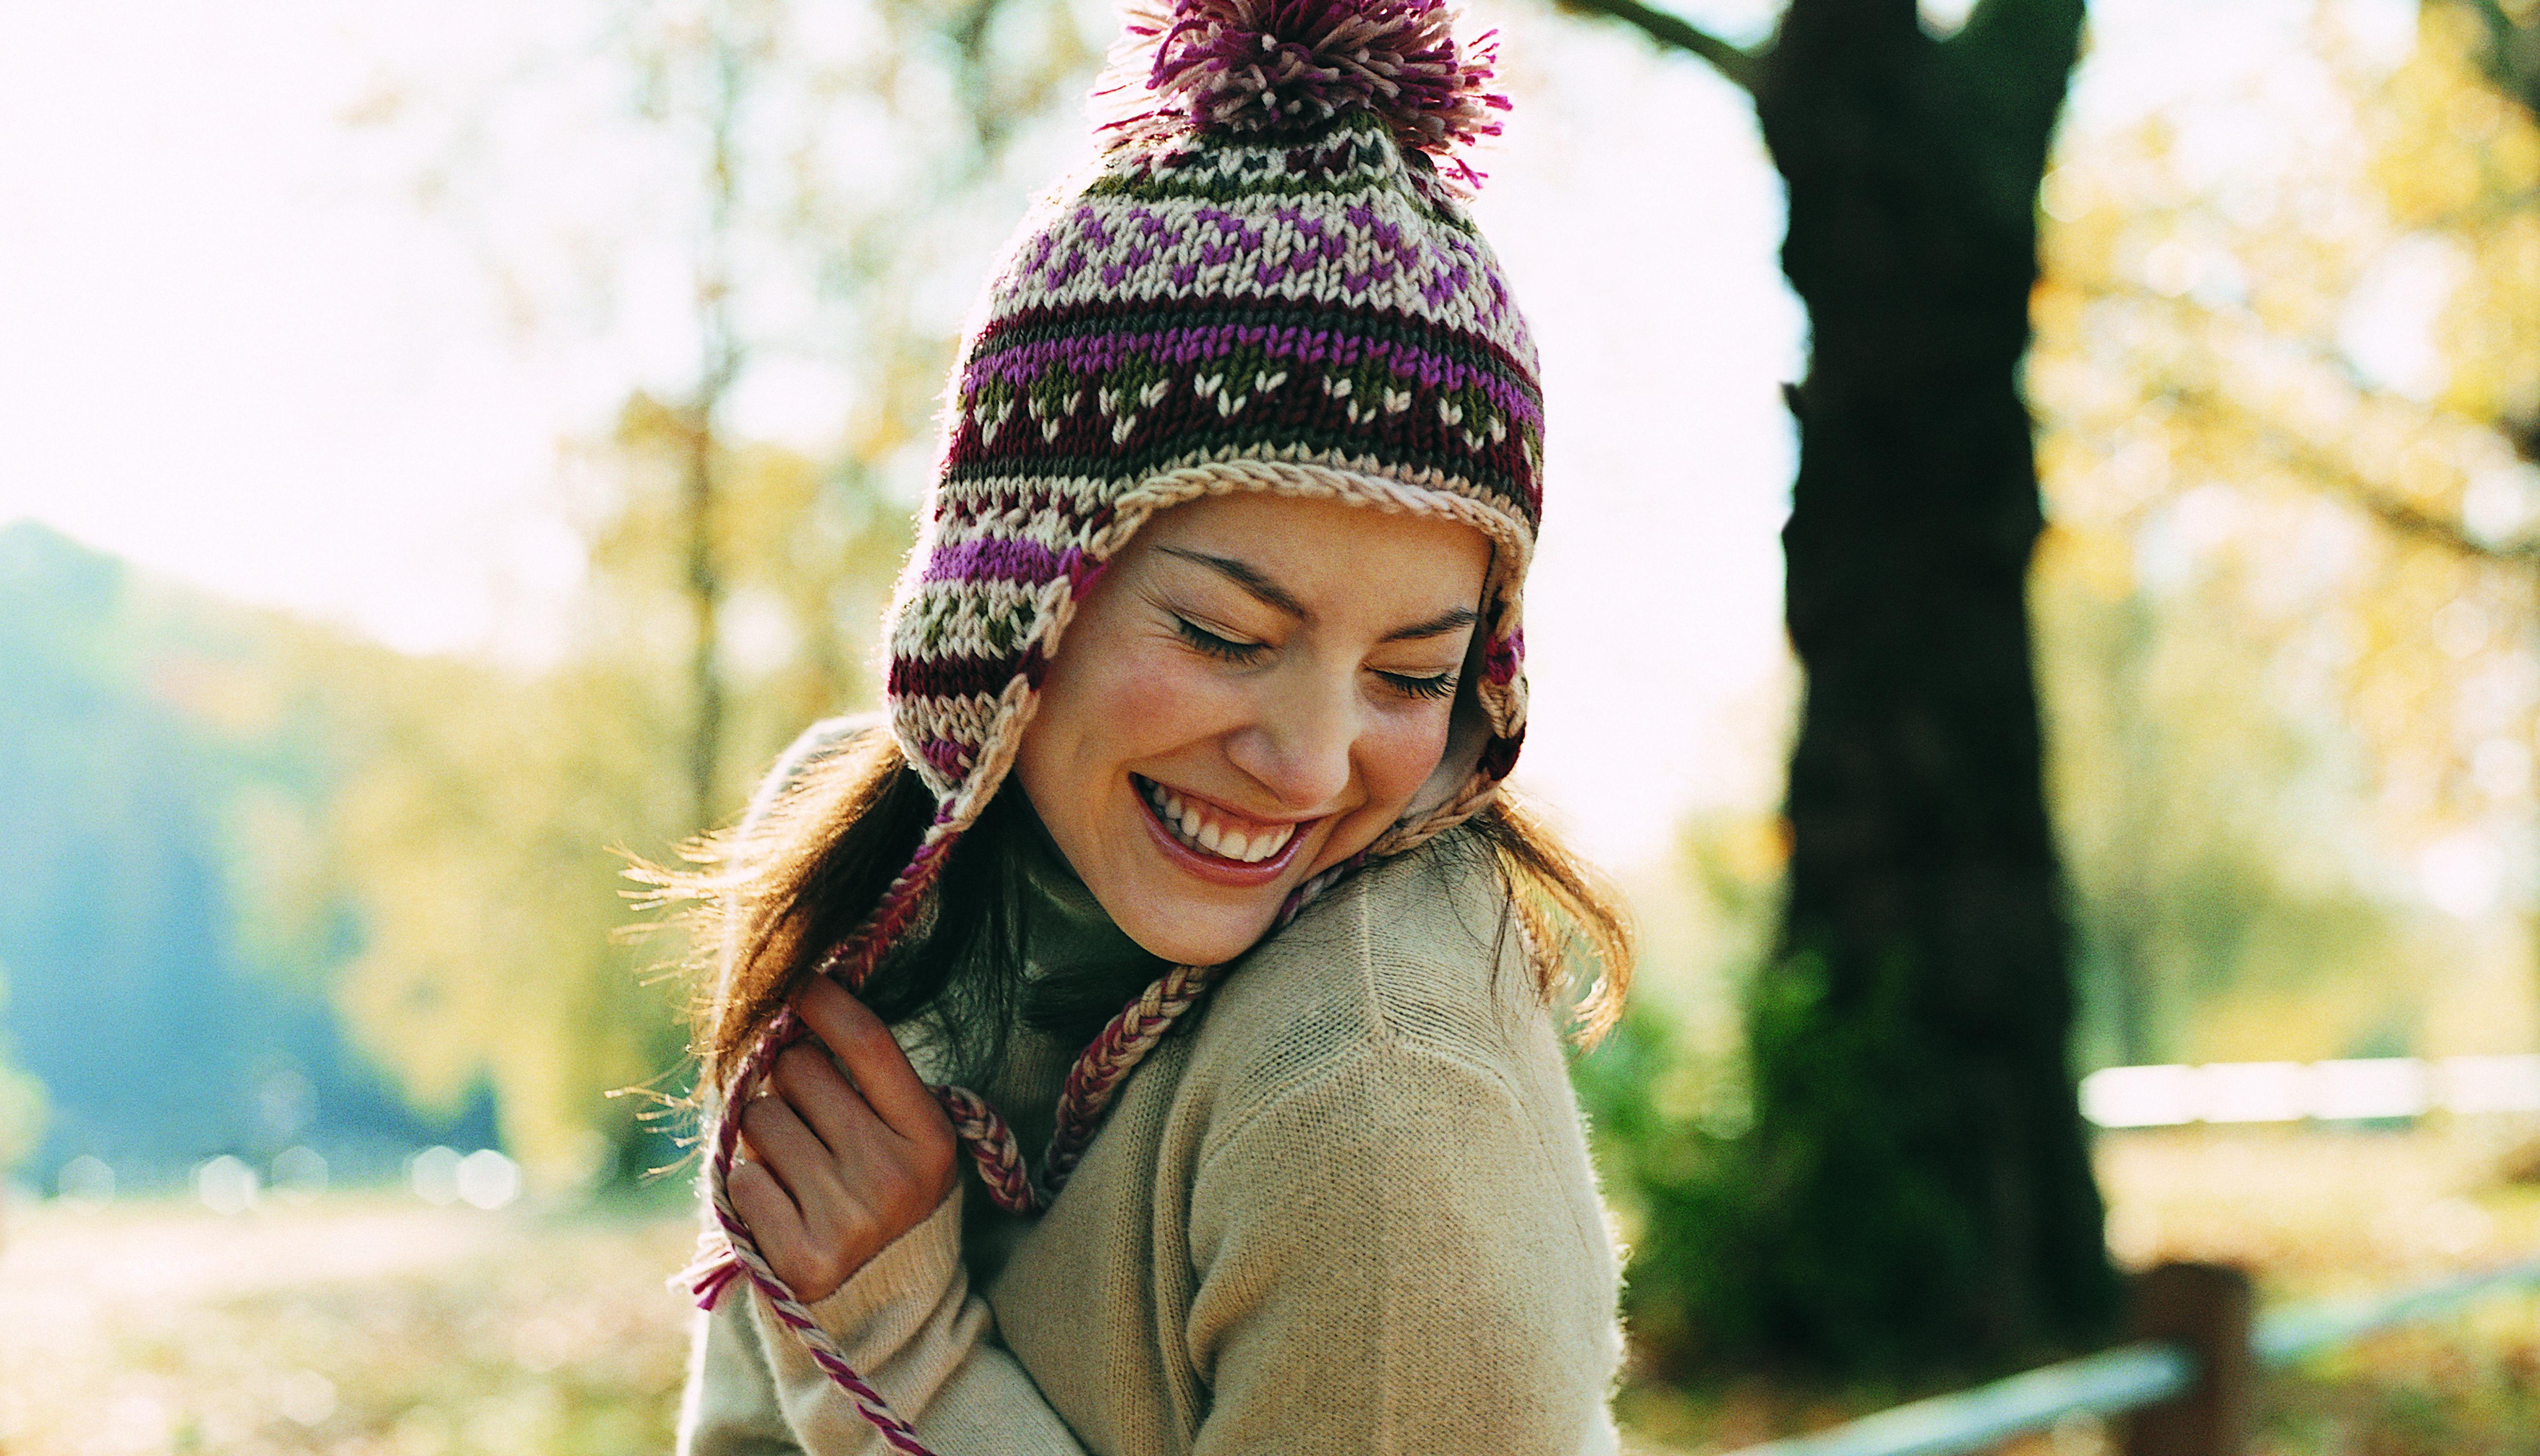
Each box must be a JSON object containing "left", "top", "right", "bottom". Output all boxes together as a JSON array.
[
  {"left": 2332, "top": 475, "right": 2538, "bottom": 565},
  {"left": 2160, "top": 384, "right": 2540, "bottom": 568},
  {"left": 2109, "top": 279, "right": 2532, "bottom": 466},
  {"left": 1552, "top": 0, "right": 1763, "bottom": 92}
]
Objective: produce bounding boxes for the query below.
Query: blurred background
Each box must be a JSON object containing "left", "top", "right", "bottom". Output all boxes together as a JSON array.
[{"left": 6, "top": 0, "right": 2540, "bottom": 1451}]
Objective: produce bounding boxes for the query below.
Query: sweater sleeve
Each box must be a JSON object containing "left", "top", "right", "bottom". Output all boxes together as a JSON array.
[
  {"left": 675, "top": 1185, "right": 1091, "bottom": 1456},
  {"left": 1183, "top": 1037, "right": 1624, "bottom": 1456},
  {"left": 676, "top": 713, "right": 1088, "bottom": 1456}
]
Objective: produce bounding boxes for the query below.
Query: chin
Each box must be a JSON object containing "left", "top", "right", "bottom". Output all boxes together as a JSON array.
[{"left": 1116, "top": 903, "right": 1281, "bottom": 968}]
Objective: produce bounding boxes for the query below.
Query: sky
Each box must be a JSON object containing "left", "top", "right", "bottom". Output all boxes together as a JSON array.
[{"left": 0, "top": 0, "right": 2420, "bottom": 870}]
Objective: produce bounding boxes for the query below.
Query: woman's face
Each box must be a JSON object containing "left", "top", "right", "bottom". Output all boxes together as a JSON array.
[{"left": 1015, "top": 491, "right": 1492, "bottom": 966}]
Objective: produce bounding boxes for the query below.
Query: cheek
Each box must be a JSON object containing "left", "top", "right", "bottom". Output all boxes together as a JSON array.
[
  {"left": 1049, "top": 635, "right": 1238, "bottom": 770},
  {"left": 1357, "top": 703, "right": 1457, "bottom": 809},
  {"left": 1110, "top": 656, "right": 1209, "bottom": 738}
]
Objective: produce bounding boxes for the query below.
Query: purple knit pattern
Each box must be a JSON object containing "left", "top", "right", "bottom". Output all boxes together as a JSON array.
[
  {"left": 688, "top": 0, "right": 1543, "bottom": 1444},
  {"left": 960, "top": 315, "right": 1544, "bottom": 440}
]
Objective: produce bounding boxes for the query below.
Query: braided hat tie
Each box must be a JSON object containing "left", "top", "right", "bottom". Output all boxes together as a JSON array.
[{"left": 681, "top": 0, "right": 1543, "bottom": 1443}]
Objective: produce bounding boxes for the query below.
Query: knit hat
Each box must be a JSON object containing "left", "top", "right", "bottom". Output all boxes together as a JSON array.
[
  {"left": 688, "top": 1, "right": 1542, "bottom": 1443},
  {"left": 887, "top": 0, "right": 1542, "bottom": 855}
]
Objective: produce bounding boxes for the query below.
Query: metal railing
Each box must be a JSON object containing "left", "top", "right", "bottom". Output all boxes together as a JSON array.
[
  {"left": 1728, "top": 1256, "right": 2540, "bottom": 1456},
  {"left": 1729, "top": 1344, "right": 2192, "bottom": 1456}
]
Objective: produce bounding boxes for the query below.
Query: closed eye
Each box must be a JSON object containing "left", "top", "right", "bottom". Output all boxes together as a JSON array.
[
  {"left": 1378, "top": 670, "right": 1458, "bottom": 701},
  {"left": 1173, "top": 616, "right": 1267, "bottom": 664}
]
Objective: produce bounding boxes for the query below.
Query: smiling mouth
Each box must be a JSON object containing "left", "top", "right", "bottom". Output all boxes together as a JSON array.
[{"left": 1135, "top": 776, "right": 1301, "bottom": 865}]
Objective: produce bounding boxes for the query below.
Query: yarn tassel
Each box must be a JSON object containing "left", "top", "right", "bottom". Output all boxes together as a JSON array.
[{"left": 681, "top": 1238, "right": 747, "bottom": 1311}]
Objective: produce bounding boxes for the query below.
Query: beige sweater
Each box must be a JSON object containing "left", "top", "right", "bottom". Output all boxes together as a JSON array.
[{"left": 675, "top": 835, "right": 1625, "bottom": 1455}]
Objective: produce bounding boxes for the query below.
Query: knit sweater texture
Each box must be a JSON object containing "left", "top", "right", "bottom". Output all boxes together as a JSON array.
[{"left": 675, "top": 734, "right": 1624, "bottom": 1455}]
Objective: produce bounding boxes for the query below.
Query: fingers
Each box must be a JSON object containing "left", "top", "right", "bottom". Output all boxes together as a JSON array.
[
  {"left": 731, "top": 1153, "right": 847, "bottom": 1298},
  {"left": 738, "top": 1092, "right": 835, "bottom": 1207},
  {"left": 728, "top": 1154, "right": 800, "bottom": 1232},
  {"left": 772, "top": 1043, "right": 888, "bottom": 1156},
  {"left": 729, "top": 1154, "right": 815, "bottom": 1283},
  {"left": 792, "top": 976, "right": 951, "bottom": 1144},
  {"left": 719, "top": 979, "right": 958, "bottom": 1304}
]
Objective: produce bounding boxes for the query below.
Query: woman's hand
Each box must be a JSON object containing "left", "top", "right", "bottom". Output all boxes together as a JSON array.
[{"left": 728, "top": 976, "right": 958, "bottom": 1302}]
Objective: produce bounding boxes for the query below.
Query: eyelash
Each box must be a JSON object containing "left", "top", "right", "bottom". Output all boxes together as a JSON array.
[
  {"left": 1382, "top": 670, "right": 1460, "bottom": 701},
  {"left": 1173, "top": 617, "right": 1265, "bottom": 664},
  {"left": 1172, "top": 617, "right": 1459, "bottom": 701}
]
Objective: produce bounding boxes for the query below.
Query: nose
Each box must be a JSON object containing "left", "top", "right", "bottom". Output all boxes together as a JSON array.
[{"left": 1225, "top": 655, "right": 1357, "bottom": 812}]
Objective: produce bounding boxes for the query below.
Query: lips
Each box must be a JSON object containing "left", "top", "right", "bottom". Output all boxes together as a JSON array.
[
  {"left": 1138, "top": 778, "right": 1299, "bottom": 863},
  {"left": 1128, "top": 774, "right": 1320, "bottom": 888}
]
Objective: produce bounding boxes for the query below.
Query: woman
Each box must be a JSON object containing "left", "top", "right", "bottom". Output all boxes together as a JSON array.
[{"left": 671, "top": 1, "right": 1631, "bottom": 1450}]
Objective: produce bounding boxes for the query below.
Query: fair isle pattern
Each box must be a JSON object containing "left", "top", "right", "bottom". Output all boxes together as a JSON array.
[
  {"left": 890, "top": 109, "right": 1540, "bottom": 809},
  {"left": 691, "top": 13, "right": 1542, "bottom": 1447}
]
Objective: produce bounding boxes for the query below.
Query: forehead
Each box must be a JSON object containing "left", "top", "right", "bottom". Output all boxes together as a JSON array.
[{"left": 1128, "top": 491, "right": 1492, "bottom": 605}]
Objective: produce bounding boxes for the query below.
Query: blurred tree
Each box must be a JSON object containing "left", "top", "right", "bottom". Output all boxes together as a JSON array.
[
  {"left": 2445, "top": 0, "right": 2540, "bottom": 251},
  {"left": 310, "top": 0, "right": 1103, "bottom": 1185},
  {"left": 537, "top": 0, "right": 1109, "bottom": 807},
  {"left": 308, "top": 643, "right": 691, "bottom": 1187},
  {"left": 305, "top": 424, "right": 915, "bottom": 1187},
  {"left": 2031, "top": 513, "right": 2435, "bottom": 1070},
  {"left": 0, "top": 522, "right": 483, "bottom": 1188},
  {"left": 664, "top": 4, "right": 750, "bottom": 835},
  {"left": 2024, "top": 0, "right": 2540, "bottom": 1070},
  {"left": 1558, "top": 0, "right": 2118, "bottom": 1374}
]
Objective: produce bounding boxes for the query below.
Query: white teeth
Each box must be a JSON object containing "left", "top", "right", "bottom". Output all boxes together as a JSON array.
[
  {"left": 1235, "top": 826, "right": 1295, "bottom": 862},
  {"left": 1142, "top": 778, "right": 1297, "bottom": 865}
]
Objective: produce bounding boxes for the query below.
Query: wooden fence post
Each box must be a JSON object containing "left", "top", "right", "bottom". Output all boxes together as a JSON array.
[{"left": 2124, "top": 1261, "right": 2254, "bottom": 1456}]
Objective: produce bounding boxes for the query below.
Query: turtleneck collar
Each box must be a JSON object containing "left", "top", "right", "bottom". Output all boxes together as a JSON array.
[{"left": 1010, "top": 802, "right": 1168, "bottom": 991}]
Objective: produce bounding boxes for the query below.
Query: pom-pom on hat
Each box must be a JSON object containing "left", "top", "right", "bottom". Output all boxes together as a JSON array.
[
  {"left": 689, "top": 1, "right": 1544, "bottom": 1444},
  {"left": 1096, "top": 0, "right": 1511, "bottom": 183}
]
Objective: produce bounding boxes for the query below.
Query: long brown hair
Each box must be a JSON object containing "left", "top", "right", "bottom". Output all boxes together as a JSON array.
[{"left": 665, "top": 726, "right": 1634, "bottom": 1106}]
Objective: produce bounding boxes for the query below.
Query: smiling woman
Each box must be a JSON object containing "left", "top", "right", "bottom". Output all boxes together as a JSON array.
[
  {"left": 654, "top": 0, "right": 1634, "bottom": 1450},
  {"left": 1017, "top": 494, "right": 1492, "bottom": 968}
]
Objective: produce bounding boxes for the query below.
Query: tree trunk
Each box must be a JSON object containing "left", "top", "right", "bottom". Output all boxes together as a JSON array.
[
  {"left": 1740, "top": 0, "right": 2120, "bottom": 1372},
  {"left": 685, "top": 408, "right": 725, "bottom": 837},
  {"left": 684, "top": 23, "right": 747, "bottom": 836}
]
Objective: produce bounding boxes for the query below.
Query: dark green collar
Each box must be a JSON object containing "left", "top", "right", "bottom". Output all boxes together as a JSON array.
[{"left": 1012, "top": 810, "right": 1167, "bottom": 989}]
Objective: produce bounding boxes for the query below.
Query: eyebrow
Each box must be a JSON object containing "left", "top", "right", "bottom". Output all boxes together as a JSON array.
[
  {"left": 1380, "top": 605, "right": 1479, "bottom": 643},
  {"left": 1158, "top": 547, "right": 1308, "bottom": 618},
  {"left": 1157, "top": 546, "right": 1478, "bottom": 643}
]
